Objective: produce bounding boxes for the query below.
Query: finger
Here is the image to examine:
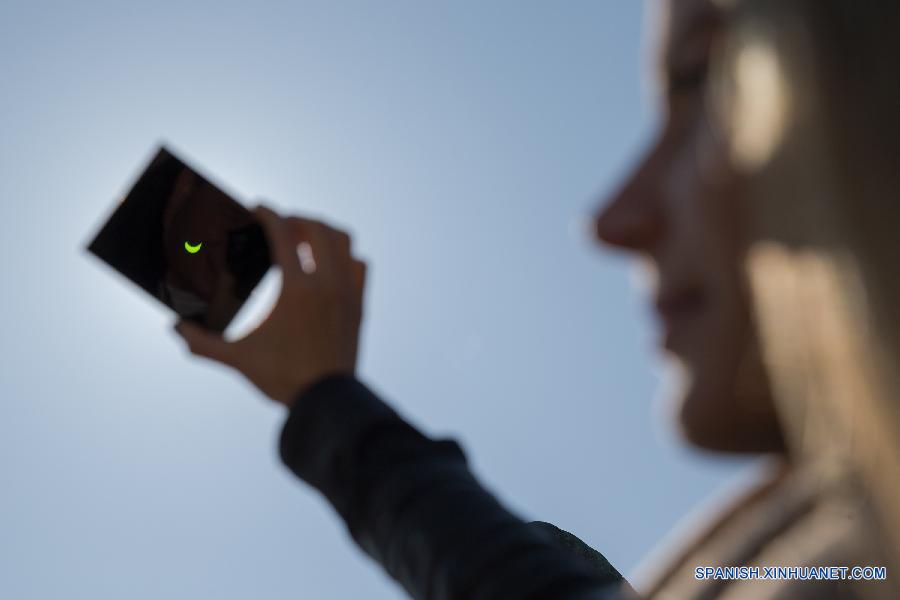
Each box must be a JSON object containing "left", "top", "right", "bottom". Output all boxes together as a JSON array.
[
  {"left": 284, "top": 217, "right": 353, "bottom": 261},
  {"left": 330, "top": 227, "right": 352, "bottom": 258},
  {"left": 174, "top": 320, "right": 237, "bottom": 366},
  {"left": 284, "top": 218, "right": 342, "bottom": 281},
  {"left": 286, "top": 217, "right": 352, "bottom": 256},
  {"left": 351, "top": 259, "right": 367, "bottom": 290},
  {"left": 254, "top": 205, "right": 302, "bottom": 277}
]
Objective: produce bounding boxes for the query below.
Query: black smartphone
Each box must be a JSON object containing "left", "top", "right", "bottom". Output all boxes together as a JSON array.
[{"left": 87, "top": 146, "right": 271, "bottom": 332}]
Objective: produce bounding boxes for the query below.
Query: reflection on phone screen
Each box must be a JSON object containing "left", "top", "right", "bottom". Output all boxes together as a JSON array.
[{"left": 88, "top": 147, "right": 270, "bottom": 332}]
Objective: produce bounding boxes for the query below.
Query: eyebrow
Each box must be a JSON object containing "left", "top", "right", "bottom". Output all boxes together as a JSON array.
[
  {"left": 656, "top": 4, "right": 725, "bottom": 96},
  {"left": 663, "top": 5, "right": 723, "bottom": 75}
]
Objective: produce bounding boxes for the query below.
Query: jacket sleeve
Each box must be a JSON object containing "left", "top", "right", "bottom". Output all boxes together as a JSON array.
[{"left": 278, "top": 374, "right": 630, "bottom": 600}]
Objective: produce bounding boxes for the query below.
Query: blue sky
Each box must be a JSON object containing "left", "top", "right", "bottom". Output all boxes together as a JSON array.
[{"left": 0, "top": 1, "right": 755, "bottom": 598}]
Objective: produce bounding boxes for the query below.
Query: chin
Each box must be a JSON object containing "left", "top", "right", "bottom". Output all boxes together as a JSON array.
[{"left": 670, "top": 359, "right": 787, "bottom": 454}]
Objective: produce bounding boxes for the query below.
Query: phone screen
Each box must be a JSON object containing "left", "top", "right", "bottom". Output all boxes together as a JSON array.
[{"left": 87, "top": 146, "right": 271, "bottom": 332}]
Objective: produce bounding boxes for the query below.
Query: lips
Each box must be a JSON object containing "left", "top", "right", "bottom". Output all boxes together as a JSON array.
[
  {"left": 654, "top": 285, "right": 708, "bottom": 350},
  {"left": 655, "top": 285, "right": 708, "bottom": 322}
]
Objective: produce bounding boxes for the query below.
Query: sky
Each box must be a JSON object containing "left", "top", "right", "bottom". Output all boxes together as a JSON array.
[{"left": 0, "top": 1, "right": 757, "bottom": 598}]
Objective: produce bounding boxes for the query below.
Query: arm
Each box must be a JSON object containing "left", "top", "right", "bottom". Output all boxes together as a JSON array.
[
  {"left": 175, "top": 207, "right": 631, "bottom": 599},
  {"left": 280, "top": 374, "right": 626, "bottom": 599}
]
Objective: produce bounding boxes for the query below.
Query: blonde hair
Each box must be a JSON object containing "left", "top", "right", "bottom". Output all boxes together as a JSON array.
[{"left": 713, "top": 0, "right": 900, "bottom": 570}]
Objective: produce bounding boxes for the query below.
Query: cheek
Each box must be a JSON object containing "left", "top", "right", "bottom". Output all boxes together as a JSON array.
[
  {"left": 667, "top": 123, "right": 758, "bottom": 399},
  {"left": 697, "top": 120, "right": 748, "bottom": 245},
  {"left": 697, "top": 134, "right": 752, "bottom": 340},
  {"left": 661, "top": 129, "right": 708, "bottom": 257},
  {"left": 669, "top": 118, "right": 747, "bottom": 285}
]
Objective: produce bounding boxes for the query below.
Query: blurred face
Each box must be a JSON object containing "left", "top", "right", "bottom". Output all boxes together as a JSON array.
[{"left": 594, "top": 0, "right": 784, "bottom": 452}]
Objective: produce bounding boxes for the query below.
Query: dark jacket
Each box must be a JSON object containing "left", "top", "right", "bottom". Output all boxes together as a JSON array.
[{"left": 279, "top": 375, "right": 630, "bottom": 599}]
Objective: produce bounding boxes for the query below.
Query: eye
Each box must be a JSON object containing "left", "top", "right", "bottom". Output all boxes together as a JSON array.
[
  {"left": 668, "top": 62, "right": 710, "bottom": 95},
  {"left": 184, "top": 241, "right": 203, "bottom": 254}
]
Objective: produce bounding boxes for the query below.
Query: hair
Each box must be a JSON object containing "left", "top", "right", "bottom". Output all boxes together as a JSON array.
[{"left": 712, "top": 0, "right": 900, "bottom": 574}]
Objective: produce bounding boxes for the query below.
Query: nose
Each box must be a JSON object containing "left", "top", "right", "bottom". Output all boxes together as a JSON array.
[{"left": 594, "top": 151, "right": 664, "bottom": 252}]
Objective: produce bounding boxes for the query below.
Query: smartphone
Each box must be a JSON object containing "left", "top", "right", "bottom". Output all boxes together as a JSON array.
[{"left": 87, "top": 146, "right": 271, "bottom": 332}]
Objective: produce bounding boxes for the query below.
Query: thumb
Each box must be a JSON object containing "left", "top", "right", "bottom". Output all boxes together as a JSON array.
[{"left": 174, "top": 320, "right": 236, "bottom": 365}]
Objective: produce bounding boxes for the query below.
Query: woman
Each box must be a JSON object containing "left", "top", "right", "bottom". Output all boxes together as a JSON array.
[{"left": 174, "top": 0, "right": 896, "bottom": 597}]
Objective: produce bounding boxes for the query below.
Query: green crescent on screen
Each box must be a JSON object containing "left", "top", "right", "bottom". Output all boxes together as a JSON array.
[{"left": 184, "top": 241, "right": 202, "bottom": 254}]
